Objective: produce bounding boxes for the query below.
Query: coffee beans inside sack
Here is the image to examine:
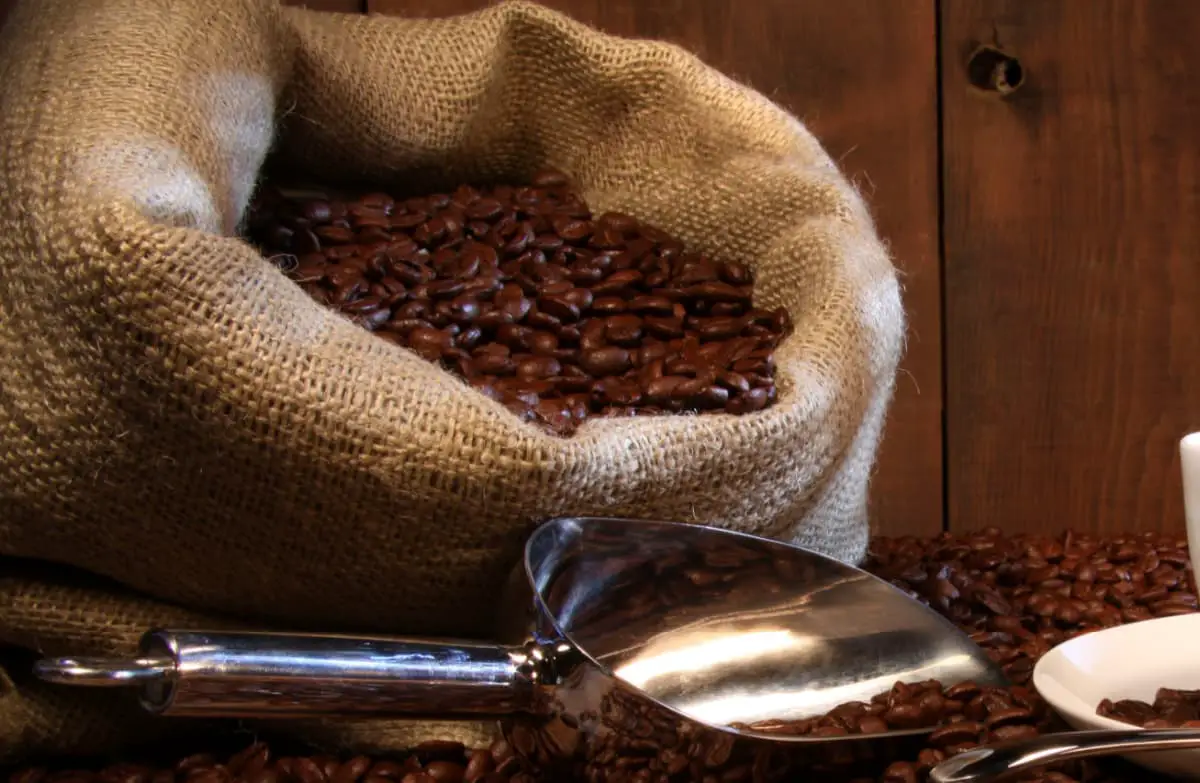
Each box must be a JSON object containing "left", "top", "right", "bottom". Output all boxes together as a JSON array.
[
  {"left": 0, "top": 0, "right": 903, "bottom": 764},
  {"left": 246, "top": 169, "right": 791, "bottom": 436}
]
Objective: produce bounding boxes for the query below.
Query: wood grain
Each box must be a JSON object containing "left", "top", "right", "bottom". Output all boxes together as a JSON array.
[
  {"left": 942, "top": 1, "right": 1200, "bottom": 535},
  {"left": 370, "top": 0, "right": 943, "bottom": 537},
  {"left": 0, "top": 0, "right": 17, "bottom": 32}
]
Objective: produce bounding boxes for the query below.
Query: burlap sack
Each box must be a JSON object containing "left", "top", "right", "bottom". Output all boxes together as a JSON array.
[{"left": 0, "top": 0, "right": 904, "bottom": 762}]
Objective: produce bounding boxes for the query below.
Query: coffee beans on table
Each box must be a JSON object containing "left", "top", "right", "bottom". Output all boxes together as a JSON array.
[
  {"left": 9, "top": 529, "right": 1190, "bottom": 783},
  {"left": 243, "top": 169, "right": 792, "bottom": 436},
  {"left": 730, "top": 679, "right": 1044, "bottom": 743},
  {"left": 1099, "top": 689, "right": 1200, "bottom": 728},
  {"left": 5, "top": 739, "right": 537, "bottom": 783},
  {"left": 867, "top": 528, "right": 1198, "bottom": 691},
  {"left": 561, "top": 676, "right": 1055, "bottom": 783}
]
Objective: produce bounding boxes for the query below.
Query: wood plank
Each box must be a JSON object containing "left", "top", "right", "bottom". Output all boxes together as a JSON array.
[
  {"left": 0, "top": 0, "right": 17, "bottom": 32},
  {"left": 942, "top": 1, "right": 1200, "bottom": 535},
  {"left": 370, "top": 0, "right": 943, "bottom": 537}
]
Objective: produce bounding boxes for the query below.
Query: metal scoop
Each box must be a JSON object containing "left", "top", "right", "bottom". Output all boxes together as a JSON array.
[{"left": 33, "top": 517, "right": 1003, "bottom": 772}]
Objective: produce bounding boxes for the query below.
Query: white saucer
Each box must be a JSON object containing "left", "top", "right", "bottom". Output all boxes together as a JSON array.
[{"left": 1032, "top": 613, "right": 1200, "bottom": 779}]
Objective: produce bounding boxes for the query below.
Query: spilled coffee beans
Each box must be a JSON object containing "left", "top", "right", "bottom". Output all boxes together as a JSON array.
[
  {"left": 6, "top": 739, "right": 535, "bottom": 783},
  {"left": 244, "top": 169, "right": 791, "bottom": 436},
  {"left": 11, "top": 529, "right": 1190, "bottom": 782},
  {"left": 867, "top": 528, "right": 1199, "bottom": 691},
  {"left": 731, "top": 680, "right": 1045, "bottom": 743}
]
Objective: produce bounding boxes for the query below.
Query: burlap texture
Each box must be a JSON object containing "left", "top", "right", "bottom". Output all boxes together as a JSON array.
[{"left": 0, "top": 0, "right": 904, "bottom": 762}]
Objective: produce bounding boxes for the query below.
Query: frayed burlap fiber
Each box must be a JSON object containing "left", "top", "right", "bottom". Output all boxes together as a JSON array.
[{"left": 0, "top": 0, "right": 904, "bottom": 761}]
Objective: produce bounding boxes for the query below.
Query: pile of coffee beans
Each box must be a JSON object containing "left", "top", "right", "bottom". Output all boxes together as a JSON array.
[
  {"left": 732, "top": 679, "right": 1046, "bottom": 745},
  {"left": 1099, "top": 688, "right": 1200, "bottom": 728},
  {"left": 866, "top": 528, "right": 1197, "bottom": 691},
  {"left": 244, "top": 169, "right": 791, "bottom": 436},
  {"left": 587, "top": 679, "right": 1054, "bottom": 783},
  {"left": 7, "top": 739, "right": 536, "bottom": 783},
  {"left": 9, "top": 529, "right": 1192, "bottom": 783}
]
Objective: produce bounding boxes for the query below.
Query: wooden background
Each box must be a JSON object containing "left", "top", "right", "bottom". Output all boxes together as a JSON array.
[
  {"left": 940, "top": 2, "right": 1200, "bottom": 538},
  {"left": 4, "top": 0, "right": 1197, "bottom": 538}
]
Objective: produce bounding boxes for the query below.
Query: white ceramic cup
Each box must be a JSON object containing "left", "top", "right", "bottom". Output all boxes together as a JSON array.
[{"left": 1180, "top": 432, "right": 1200, "bottom": 579}]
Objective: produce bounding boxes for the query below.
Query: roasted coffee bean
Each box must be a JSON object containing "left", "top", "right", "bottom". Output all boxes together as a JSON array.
[
  {"left": 715, "top": 371, "right": 751, "bottom": 394},
  {"left": 408, "top": 328, "right": 452, "bottom": 361},
  {"left": 579, "top": 347, "right": 632, "bottom": 377},
  {"left": 526, "top": 331, "right": 558, "bottom": 356},
  {"left": 881, "top": 762, "right": 918, "bottom": 783},
  {"left": 515, "top": 355, "right": 561, "bottom": 381},
  {"left": 984, "top": 706, "right": 1035, "bottom": 728},
  {"left": 604, "top": 314, "right": 644, "bottom": 346},
  {"left": 247, "top": 173, "right": 787, "bottom": 434},
  {"left": 577, "top": 319, "right": 608, "bottom": 352},
  {"left": 487, "top": 739, "right": 515, "bottom": 769},
  {"left": 330, "top": 758, "right": 371, "bottom": 783},
  {"left": 718, "top": 261, "right": 753, "bottom": 286},
  {"left": 643, "top": 315, "right": 685, "bottom": 340},
  {"left": 532, "top": 295, "right": 575, "bottom": 323},
  {"left": 591, "top": 269, "right": 642, "bottom": 296},
  {"left": 694, "top": 316, "right": 748, "bottom": 341},
  {"left": 590, "top": 296, "right": 626, "bottom": 315},
  {"left": 461, "top": 751, "right": 492, "bottom": 783},
  {"left": 644, "top": 375, "right": 689, "bottom": 404},
  {"left": 298, "top": 200, "right": 333, "bottom": 223},
  {"left": 725, "top": 386, "right": 769, "bottom": 415},
  {"left": 695, "top": 384, "right": 730, "bottom": 408},
  {"left": 562, "top": 287, "right": 593, "bottom": 312},
  {"left": 589, "top": 225, "right": 624, "bottom": 250},
  {"left": 683, "top": 281, "right": 751, "bottom": 304},
  {"left": 881, "top": 704, "right": 926, "bottom": 729},
  {"left": 465, "top": 198, "right": 504, "bottom": 221},
  {"left": 627, "top": 295, "right": 673, "bottom": 315},
  {"left": 928, "top": 721, "right": 983, "bottom": 748},
  {"left": 315, "top": 225, "right": 356, "bottom": 244},
  {"left": 552, "top": 217, "right": 592, "bottom": 242},
  {"left": 365, "top": 761, "right": 405, "bottom": 779},
  {"left": 289, "top": 758, "right": 327, "bottom": 783},
  {"left": 1098, "top": 687, "right": 1200, "bottom": 727},
  {"left": 857, "top": 715, "right": 889, "bottom": 734},
  {"left": 446, "top": 296, "right": 481, "bottom": 323},
  {"left": 421, "top": 762, "right": 464, "bottom": 783}
]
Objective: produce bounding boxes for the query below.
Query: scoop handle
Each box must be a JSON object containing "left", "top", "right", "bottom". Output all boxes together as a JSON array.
[
  {"left": 34, "top": 628, "right": 535, "bottom": 719},
  {"left": 929, "top": 728, "right": 1200, "bottom": 783}
]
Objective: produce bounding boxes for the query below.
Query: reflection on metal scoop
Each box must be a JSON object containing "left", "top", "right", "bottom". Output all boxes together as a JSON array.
[
  {"left": 929, "top": 728, "right": 1200, "bottom": 782},
  {"left": 34, "top": 517, "right": 1004, "bottom": 768}
]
